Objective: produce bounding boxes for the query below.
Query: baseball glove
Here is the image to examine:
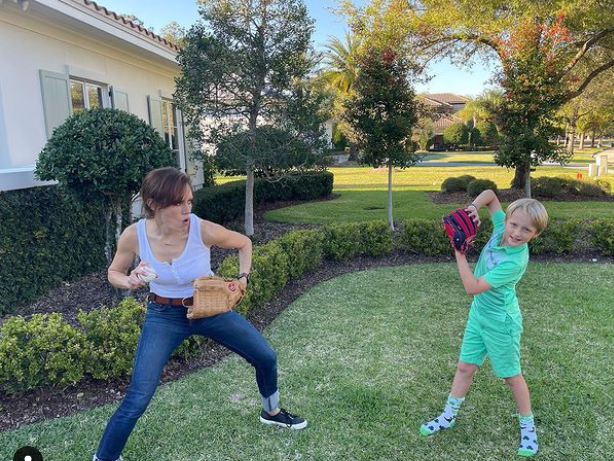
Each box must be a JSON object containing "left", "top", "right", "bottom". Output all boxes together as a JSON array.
[
  {"left": 442, "top": 208, "right": 479, "bottom": 254},
  {"left": 188, "top": 276, "right": 246, "bottom": 319}
]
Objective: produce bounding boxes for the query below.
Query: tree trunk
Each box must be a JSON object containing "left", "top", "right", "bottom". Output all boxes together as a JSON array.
[
  {"left": 591, "top": 132, "right": 596, "bottom": 148},
  {"left": 511, "top": 161, "right": 530, "bottom": 190},
  {"left": 387, "top": 161, "right": 394, "bottom": 231},
  {"left": 104, "top": 209, "right": 113, "bottom": 267},
  {"left": 245, "top": 167, "right": 255, "bottom": 236},
  {"left": 348, "top": 142, "right": 358, "bottom": 161},
  {"left": 567, "top": 108, "right": 578, "bottom": 156},
  {"left": 524, "top": 171, "right": 531, "bottom": 199},
  {"left": 579, "top": 133, "right": 585, "bottom": 150}
]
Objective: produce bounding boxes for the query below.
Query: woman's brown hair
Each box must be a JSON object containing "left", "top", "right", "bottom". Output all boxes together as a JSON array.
[{"left": 140, "top": 167, "right": 192, "bottom": 218}]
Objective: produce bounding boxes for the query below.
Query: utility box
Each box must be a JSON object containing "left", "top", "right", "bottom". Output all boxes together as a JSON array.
[
  {"left": 588, "top": 163, "right": 597, "bottom": 177},
  {"left": 595, "top": 154, "right": 609, "bottom": 176}
]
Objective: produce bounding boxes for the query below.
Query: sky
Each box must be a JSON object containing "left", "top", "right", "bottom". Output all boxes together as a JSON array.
[{"left": 97, "top": 0, "right": 496, "bottom": 97}]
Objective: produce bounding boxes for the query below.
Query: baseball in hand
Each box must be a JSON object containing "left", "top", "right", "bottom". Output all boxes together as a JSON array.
[{"left": 137, "top": 265, "right": 157, "bottom": 283}]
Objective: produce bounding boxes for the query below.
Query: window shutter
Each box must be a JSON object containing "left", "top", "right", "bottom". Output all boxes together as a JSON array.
[
  {"left": 39, "top": 70, "right": 71, "bottom": 138},
  {"left": 110, "top": 86, "right": 130, "bottom": 112},
  {"left": 147, "top": 95, "right": 164, "bottom": 138}
]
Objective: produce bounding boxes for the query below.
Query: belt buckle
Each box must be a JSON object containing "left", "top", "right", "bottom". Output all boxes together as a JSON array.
[{"left": 181, "top": 297, "right": 191, "bottom": 307}]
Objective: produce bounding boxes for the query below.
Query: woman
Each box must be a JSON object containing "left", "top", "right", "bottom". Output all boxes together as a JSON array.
[{"left": 93, "top": 167, "right": 306, "bottom": 461}]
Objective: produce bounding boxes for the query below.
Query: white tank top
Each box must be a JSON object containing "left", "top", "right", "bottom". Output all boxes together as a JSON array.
[{"left": 137, "top": 213, "right": 213, "bottom": 298}]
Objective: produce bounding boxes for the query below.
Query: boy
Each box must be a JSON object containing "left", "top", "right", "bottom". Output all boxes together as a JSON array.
[{"left": 420, "top": 189, "right": 548, "bottom": 457}]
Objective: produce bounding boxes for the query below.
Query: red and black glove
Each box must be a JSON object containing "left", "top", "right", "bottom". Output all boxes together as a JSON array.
[{"left": 442, "top": 208, "right": 479, "bottom": 254}]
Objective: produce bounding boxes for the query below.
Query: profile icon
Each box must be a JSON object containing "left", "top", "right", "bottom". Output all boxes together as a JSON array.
[{"left": 13, "top": 446, "right": 43, "bottom": 461}]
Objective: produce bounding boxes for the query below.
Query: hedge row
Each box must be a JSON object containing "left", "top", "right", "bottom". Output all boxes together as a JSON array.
[
  {"left": 2, "top": 217, "right": 613, "bottom": 393},
  {"left": 399, "top": 217, "right": 614, "bottom": 257},
  {"left": 0, "top": 220, "right": 391, "bottom": 393},
  {"left": 0, "top": 186, "right": 107, "bottom": 316},
  {"left": 192, "top": 171, "right": 334, "bottom": 225}
]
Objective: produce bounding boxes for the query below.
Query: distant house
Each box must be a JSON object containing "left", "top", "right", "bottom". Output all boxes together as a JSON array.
[
  {"left": 418, "top": 93, "right": 470, "bottom": 150},
  {"left": 0, "top": 0, "right": 203, "bottom": 192}
]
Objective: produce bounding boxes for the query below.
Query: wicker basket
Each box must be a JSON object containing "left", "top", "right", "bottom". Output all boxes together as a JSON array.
[{"left": 188, "top": 276, "right": 243, "bottom": 319}]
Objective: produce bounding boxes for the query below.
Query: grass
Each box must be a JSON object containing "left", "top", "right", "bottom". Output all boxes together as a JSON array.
[
  {"left": 1, "top": 263, "right": 612, "bottom": 461},
  {"left": 263, "top": 166, "right": 614, "bottom": 224}
]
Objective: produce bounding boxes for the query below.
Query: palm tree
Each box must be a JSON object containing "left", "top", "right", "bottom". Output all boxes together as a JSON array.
[
  {"left": 457, "top": 88, "right": 503, "bottom": 126},
  {"left": 322, "top": 33, "right": 361, "bottom": 95}
]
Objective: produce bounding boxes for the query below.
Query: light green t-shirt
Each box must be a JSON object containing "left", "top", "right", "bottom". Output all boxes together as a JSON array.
[{"left": 472, "top": 209, "right": 529, "bottom": 321}]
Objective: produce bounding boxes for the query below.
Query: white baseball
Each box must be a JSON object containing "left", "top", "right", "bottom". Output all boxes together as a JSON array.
[{"left": 137, "top": 265, "right": 157, "bottom": 283}]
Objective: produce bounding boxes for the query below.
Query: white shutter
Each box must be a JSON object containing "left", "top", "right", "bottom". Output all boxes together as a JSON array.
[
  {"left": 147, "top": 95, "right": 164, "bottom": 138},
  {"left": 110, "top": 86, "right": 130, "bottom": 112},
  {"left": 39, "top": 70, "right": 72, "bottom": 137}
]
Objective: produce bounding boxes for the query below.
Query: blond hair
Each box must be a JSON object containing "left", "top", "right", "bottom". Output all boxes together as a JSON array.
[{"left": 505, "top": 198, "right": 549, "bottom": 236}]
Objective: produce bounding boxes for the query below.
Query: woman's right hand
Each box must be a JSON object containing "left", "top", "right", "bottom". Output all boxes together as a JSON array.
[{"left": 125, "top": 262, "right": 152, "bottom": 290}]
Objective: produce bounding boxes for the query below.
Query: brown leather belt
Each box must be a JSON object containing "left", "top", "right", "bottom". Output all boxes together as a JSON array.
[{"left": 148, "top": 293, "right": 193, "bottom": 307}]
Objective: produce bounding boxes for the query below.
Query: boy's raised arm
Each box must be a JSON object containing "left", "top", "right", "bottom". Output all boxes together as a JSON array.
[{"left": 465, "top": 189, "right": 502, "bottom": 225}]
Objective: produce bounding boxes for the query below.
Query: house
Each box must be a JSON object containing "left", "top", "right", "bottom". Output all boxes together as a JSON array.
[
  {"left": 0, "top": 0, "right": 203, "bottom": 192},
  {"left": 418, "top": 93, "right": 470, "bottom": 150}
]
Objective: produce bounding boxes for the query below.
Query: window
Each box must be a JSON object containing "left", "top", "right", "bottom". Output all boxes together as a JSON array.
[
  {"left": 161, "top": 99, "right": 179, "bottom": 155},
  {"left": 70, "top": 79, "right": 107, "bottom": 113}
]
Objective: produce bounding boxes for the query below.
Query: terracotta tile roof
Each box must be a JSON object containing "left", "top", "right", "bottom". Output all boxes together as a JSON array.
[
  {"left": 73, "top": 0, "right": 180, "bottom": 52},
  {"left": 423, "top": 93, "right": 470, "bottom": 104},
  {"left": 418, "top": 95, "right": 454, "bottom": 109},
  {"left": 432, "top": 114, "right": 462, "bottom": 134}
]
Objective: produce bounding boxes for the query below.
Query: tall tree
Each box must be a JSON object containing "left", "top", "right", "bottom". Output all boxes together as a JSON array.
[
  {"left": 159, "top": 21, "right": 187, "bottom": 46},
  {"left": 175, "top": 0, "right": 324, "bottom": 236},
  {"left": 342, "top": 0, "right": 614, "bottom": 193},
  {"left": 343, "top": 47, "right": 419, "bottom": 230}
]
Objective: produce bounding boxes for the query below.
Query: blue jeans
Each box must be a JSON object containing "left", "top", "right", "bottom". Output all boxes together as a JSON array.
[{"left": 95, "top": 302, "right": 279, "bottom": 461}]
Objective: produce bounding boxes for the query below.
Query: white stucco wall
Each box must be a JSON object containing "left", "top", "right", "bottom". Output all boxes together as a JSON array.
[{"left": 0, "top": 0, "right": 185, "bottom": 191}]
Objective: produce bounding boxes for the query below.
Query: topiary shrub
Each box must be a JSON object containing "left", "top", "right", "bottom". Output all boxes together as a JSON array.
[
  {"left": 467, "top": 179, "right": 498, "bottom": 196},
  {"left": 441, "top": 177, "right": 466, "bottom": 193},
  {"left": 35, "top": 107, "right": 176, "bottom": 264}
]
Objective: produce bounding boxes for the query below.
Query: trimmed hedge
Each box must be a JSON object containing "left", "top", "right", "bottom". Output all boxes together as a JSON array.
[
  {"left": 1, "top": 216, "right": 613, "bottom": 393},
  {"left": 0, "top": 186, "right": 107, "bottom": 316},
  {"left": 192, "top": 171, "right": 333, "bottom": 225}
]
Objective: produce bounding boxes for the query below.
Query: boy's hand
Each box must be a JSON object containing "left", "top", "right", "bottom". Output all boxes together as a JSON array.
[{"left": 465, "top": 204, "right": 481, "bottom": 227}]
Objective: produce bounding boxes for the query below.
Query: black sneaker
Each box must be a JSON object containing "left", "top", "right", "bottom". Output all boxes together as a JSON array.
[{"left": 260, "top": 408, "right": 307, "bottom": 430}]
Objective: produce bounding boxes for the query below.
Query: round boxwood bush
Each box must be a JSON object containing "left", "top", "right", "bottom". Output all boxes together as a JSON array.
[
  {"left": 467, "top": 178, "right": 498, "bottom": 196},
  {"left": 441, "top": 177, "right": 466, "bottom": 193},
  {"left": 532, "top": 176, "right": 567, "bottom": 198}
]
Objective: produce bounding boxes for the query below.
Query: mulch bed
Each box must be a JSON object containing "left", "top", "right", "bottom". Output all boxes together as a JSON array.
[{"left": 1, "top": 192, "right": 611, "bottom": 433}]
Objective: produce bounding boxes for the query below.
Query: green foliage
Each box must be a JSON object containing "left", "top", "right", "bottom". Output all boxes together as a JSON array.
[
  {"left": 441, "top": 175, "right": 476, "bottom": 193},
  {"left": 531, "top": 176, "right": 610, "bottom": 198},
  {"left": 322, "top": 221, "right": 393, "bottom": 260},
  {"left": 399, "top": 220, "right": 450, "bottom": 256},
  {"left": 529, "top": 218, "right": 587, "bottom": 255},
  {"left": 343, "top": 48, "right": 418, "bottom": 169},
  {"left": 77, "top": 298, "right": 146, "bottom": 379},
  {"left": 467, "top": 179, "right": 498, "bottom": 196},
  {"left": 332, "top": 123, "right": 349, "bottom": 150},
  {"left": 475, "top": 120, "right": 500, "bottom": 146},
  {"left": 0, "top": 313, "right": 87, "bottom": 393},
  {"left": 591, "top": 218, "right": 614, "bottom": 256},
  {"left": 35, "top": 107, "right": 176, "bottom": 264},
  {"left": 276, "top": 230, "right": 326, "bottom": 278},
  {"left": 192, "top": 172, "right": 333, "bottom": 225},
  {"left": 443, "top": 122, "right": 469, "bottom": 147},
  {"left": 35, "top": 108, "right": 175, "bottom": 206},
  {"left": 215, "top": 125, "right": 328, "bottom": 176},
  {"left": 0, "top": 185, "right": 107, "bottom": 316}
]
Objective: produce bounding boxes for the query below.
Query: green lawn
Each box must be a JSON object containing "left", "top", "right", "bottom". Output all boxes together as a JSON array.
[
  {"left": 419, "top": 150, "right": 496, "bottom": 163},
  {"left": 264, "top": 166, "right": 614, "bottom": 224},
  {"left": 1, "top": 263, "right": 612, "bottom": 461}
]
